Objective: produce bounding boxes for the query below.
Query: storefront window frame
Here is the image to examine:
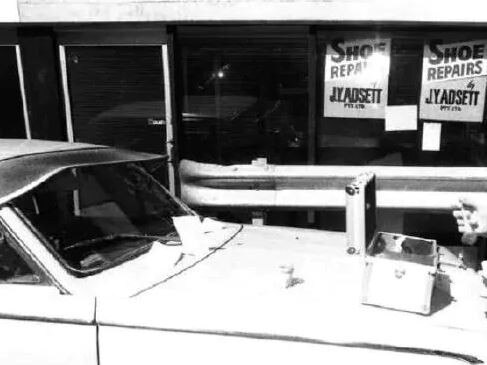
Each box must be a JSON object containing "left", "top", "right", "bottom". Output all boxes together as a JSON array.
[
  {"left": 0, "top": 30, "right": 31, "bottom": 140},
  {"left": 176, "top": 25, "right": 311, "bottom": 166},
  {"left": 315, "top": 27, "right": 487, "bottom": 171},
  {"left": 56, "top": 27, "right": 177, "bottom": 192}
]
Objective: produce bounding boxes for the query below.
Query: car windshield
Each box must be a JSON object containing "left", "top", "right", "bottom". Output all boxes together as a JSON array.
[{"left": 10, "top": 162, "right": 192, "bottom": 276}]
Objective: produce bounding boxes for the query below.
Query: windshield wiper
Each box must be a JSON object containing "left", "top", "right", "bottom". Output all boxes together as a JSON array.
[
  {"left": 77, "top": 240, "right": 155, "bottom": 273},
  {"left": 67, "top": 233, "right": 182, "bottom": 275},
  {"left": 65, "top": 233, "right": 181, "bottom": 251}
]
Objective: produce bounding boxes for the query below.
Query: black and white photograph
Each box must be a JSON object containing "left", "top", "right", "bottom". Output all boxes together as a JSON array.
[{"left": 0, "top": 0, "right": 486, "bottom": 364}]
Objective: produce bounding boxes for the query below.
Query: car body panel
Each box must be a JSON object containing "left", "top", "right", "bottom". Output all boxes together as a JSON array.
[
  {"left": 97, "top": 324, "right": 467, "bottom": 365},
  {"left": 0, "top": 139, "right": 485, "bottom": 364},
  {"left": 0, "top": 318, "right": 97, "bottom": 365},
  {"left": 96, "top": 225, "right": 487, "bottom": 363},
  {"left": 0, "top": 285, "right": 97, "bottom": 365}
]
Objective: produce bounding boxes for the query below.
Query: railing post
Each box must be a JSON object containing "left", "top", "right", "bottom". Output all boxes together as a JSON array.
[{"left": 251, "top": 211, "right": 266, "bottom": 226}]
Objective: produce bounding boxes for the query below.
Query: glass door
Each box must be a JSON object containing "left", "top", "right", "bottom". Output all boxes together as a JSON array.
[
  {"left": 58, "top": 29, "right": 174, "bottom": 191},
  {"left": 0, "top": 45, "right": 29, "bottom": 139}
]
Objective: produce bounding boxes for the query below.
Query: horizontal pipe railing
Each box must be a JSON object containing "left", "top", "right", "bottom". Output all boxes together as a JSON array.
[{"left": 179, "top": 159, "right": 487, "bottom": 210}]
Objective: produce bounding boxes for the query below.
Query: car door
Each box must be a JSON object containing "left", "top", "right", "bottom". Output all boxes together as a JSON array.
[{"left": 0, "top": 227, "right": 97, "bottom": 365}]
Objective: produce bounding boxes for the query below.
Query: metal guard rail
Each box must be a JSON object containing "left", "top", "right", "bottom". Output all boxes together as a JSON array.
[{"left": 179, "top": 160, "right": 487, "bottom": 210}]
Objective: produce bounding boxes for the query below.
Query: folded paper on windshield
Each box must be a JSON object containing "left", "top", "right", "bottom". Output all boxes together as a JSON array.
[{"left": 172, "top": 216, "right": 209, "bottom": 255}]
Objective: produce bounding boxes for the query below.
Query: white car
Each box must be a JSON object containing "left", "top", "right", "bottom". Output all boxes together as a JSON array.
[{"left": 0, "top": 139, "right": 485, "bottom": 365}]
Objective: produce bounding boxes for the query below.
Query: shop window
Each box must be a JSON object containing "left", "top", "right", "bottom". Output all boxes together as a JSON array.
[
  {"left": 64, "top": 46, "right": 166, "bottom": 155},
  {"left": 0, "top": 46, "right": 27, "bottom": 138},
  {"left": 318, "top": 33, "right": 487, "bottom": 167},
  {"left": 179, "top": 27, "right": 308, "bottom": 164},
  {"left": 314, "top": 32, "right": 487, "bottom": 246}
]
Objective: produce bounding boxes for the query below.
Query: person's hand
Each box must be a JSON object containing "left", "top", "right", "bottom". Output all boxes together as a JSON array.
[{"left": 452, "top": 197, "right": 487, "bottom": 244}]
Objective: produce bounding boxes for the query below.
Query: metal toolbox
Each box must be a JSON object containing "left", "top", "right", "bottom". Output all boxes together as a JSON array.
[
  {"left": 361, "top": 232, "right": 438, "bottom": 315},
  {"left": 345, "top": 172, "right": 376, "bottom": 255},
  {"left": 345, "top": 172, "right": 439, "bottom": 315}
]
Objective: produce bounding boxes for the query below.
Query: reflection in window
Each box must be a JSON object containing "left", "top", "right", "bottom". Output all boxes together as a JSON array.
[
  {"left": 0, "top": 46, "right": 26, "bottom": 138},
  {"left": 180, "top": 28, "right": 308, "bottom": 164},
  {"left": 65, "top": 46, "right": 166, "bottom": 155}
]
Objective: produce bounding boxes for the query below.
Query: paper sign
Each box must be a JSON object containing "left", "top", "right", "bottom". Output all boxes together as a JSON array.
[
  {"left": 172, "top": 215, "right": 208, "bottom": 255},
  {"left": 324, "top": 38, "right": 391, "bottom": 119},
  {"left": 422, "top": 122, "right": 442, "bottom": 151},
  {"left": 385, "top": 105, "right": 418, "bottom": 131},
  {"left": 420, "top": 40, "right": 487, "bottom": 122}
]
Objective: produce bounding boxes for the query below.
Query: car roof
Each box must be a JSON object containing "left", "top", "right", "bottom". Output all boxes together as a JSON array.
[
  {"left": 0, "top": 139, "right": 107, "bottom": 161},
  {"left": 0, "top": 139, "right": 166, "bottom": 205}
]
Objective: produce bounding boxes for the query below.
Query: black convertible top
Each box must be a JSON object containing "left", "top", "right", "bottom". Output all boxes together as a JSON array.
[{"left": 0, "top": 139, "right": 165, "bottom": 205}]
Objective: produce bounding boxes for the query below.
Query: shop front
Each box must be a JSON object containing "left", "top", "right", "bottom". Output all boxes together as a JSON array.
[
  {"left": 1, "top": 0, "right": 487, "bottom": 246},
  {"left": 175, "top": 25, "right": 487, "bottom": 245}
]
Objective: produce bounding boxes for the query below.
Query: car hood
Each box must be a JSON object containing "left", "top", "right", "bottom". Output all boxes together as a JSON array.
[
  {"left": 75, "top": 218, "right": 242, "bottom": 297},
  {"left": 96, "top": 224, "right": 487, "bottom": 362}
]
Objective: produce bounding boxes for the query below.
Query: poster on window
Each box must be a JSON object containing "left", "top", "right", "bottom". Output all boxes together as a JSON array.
[
  {"left": 324, "top": 38, "right": 391, "bottom": 119},
  {"left": 420, "top": 40, "right": 487, "bottom": 122}
]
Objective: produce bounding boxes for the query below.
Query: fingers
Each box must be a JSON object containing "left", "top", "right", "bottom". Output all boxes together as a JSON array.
[
  {"left": 452, "top": 197, "right": 478, "bottom": 211},
  {"left": 451, "top": 201, "right": 462, "bottom": 210},
  {"left": 452, "top": 197, "right": 487, "bottom": 238},
  {"left": 453, "top": 210, "right": 471, "bottom": 220},
  {"left": 458, "top": 197, "right": 478, "bottom": 211},
  {"left": 453, "top": 207, "right": 479, "bottom": 232},
  {"left": 453, "top": 210, "right": 472, "bottom": 229},
  {"left": 456, "top": 217, "right": 479, "bottom": 232},
  {"left": 461, "top": 232, "right": 478, "bottom": 245}
]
